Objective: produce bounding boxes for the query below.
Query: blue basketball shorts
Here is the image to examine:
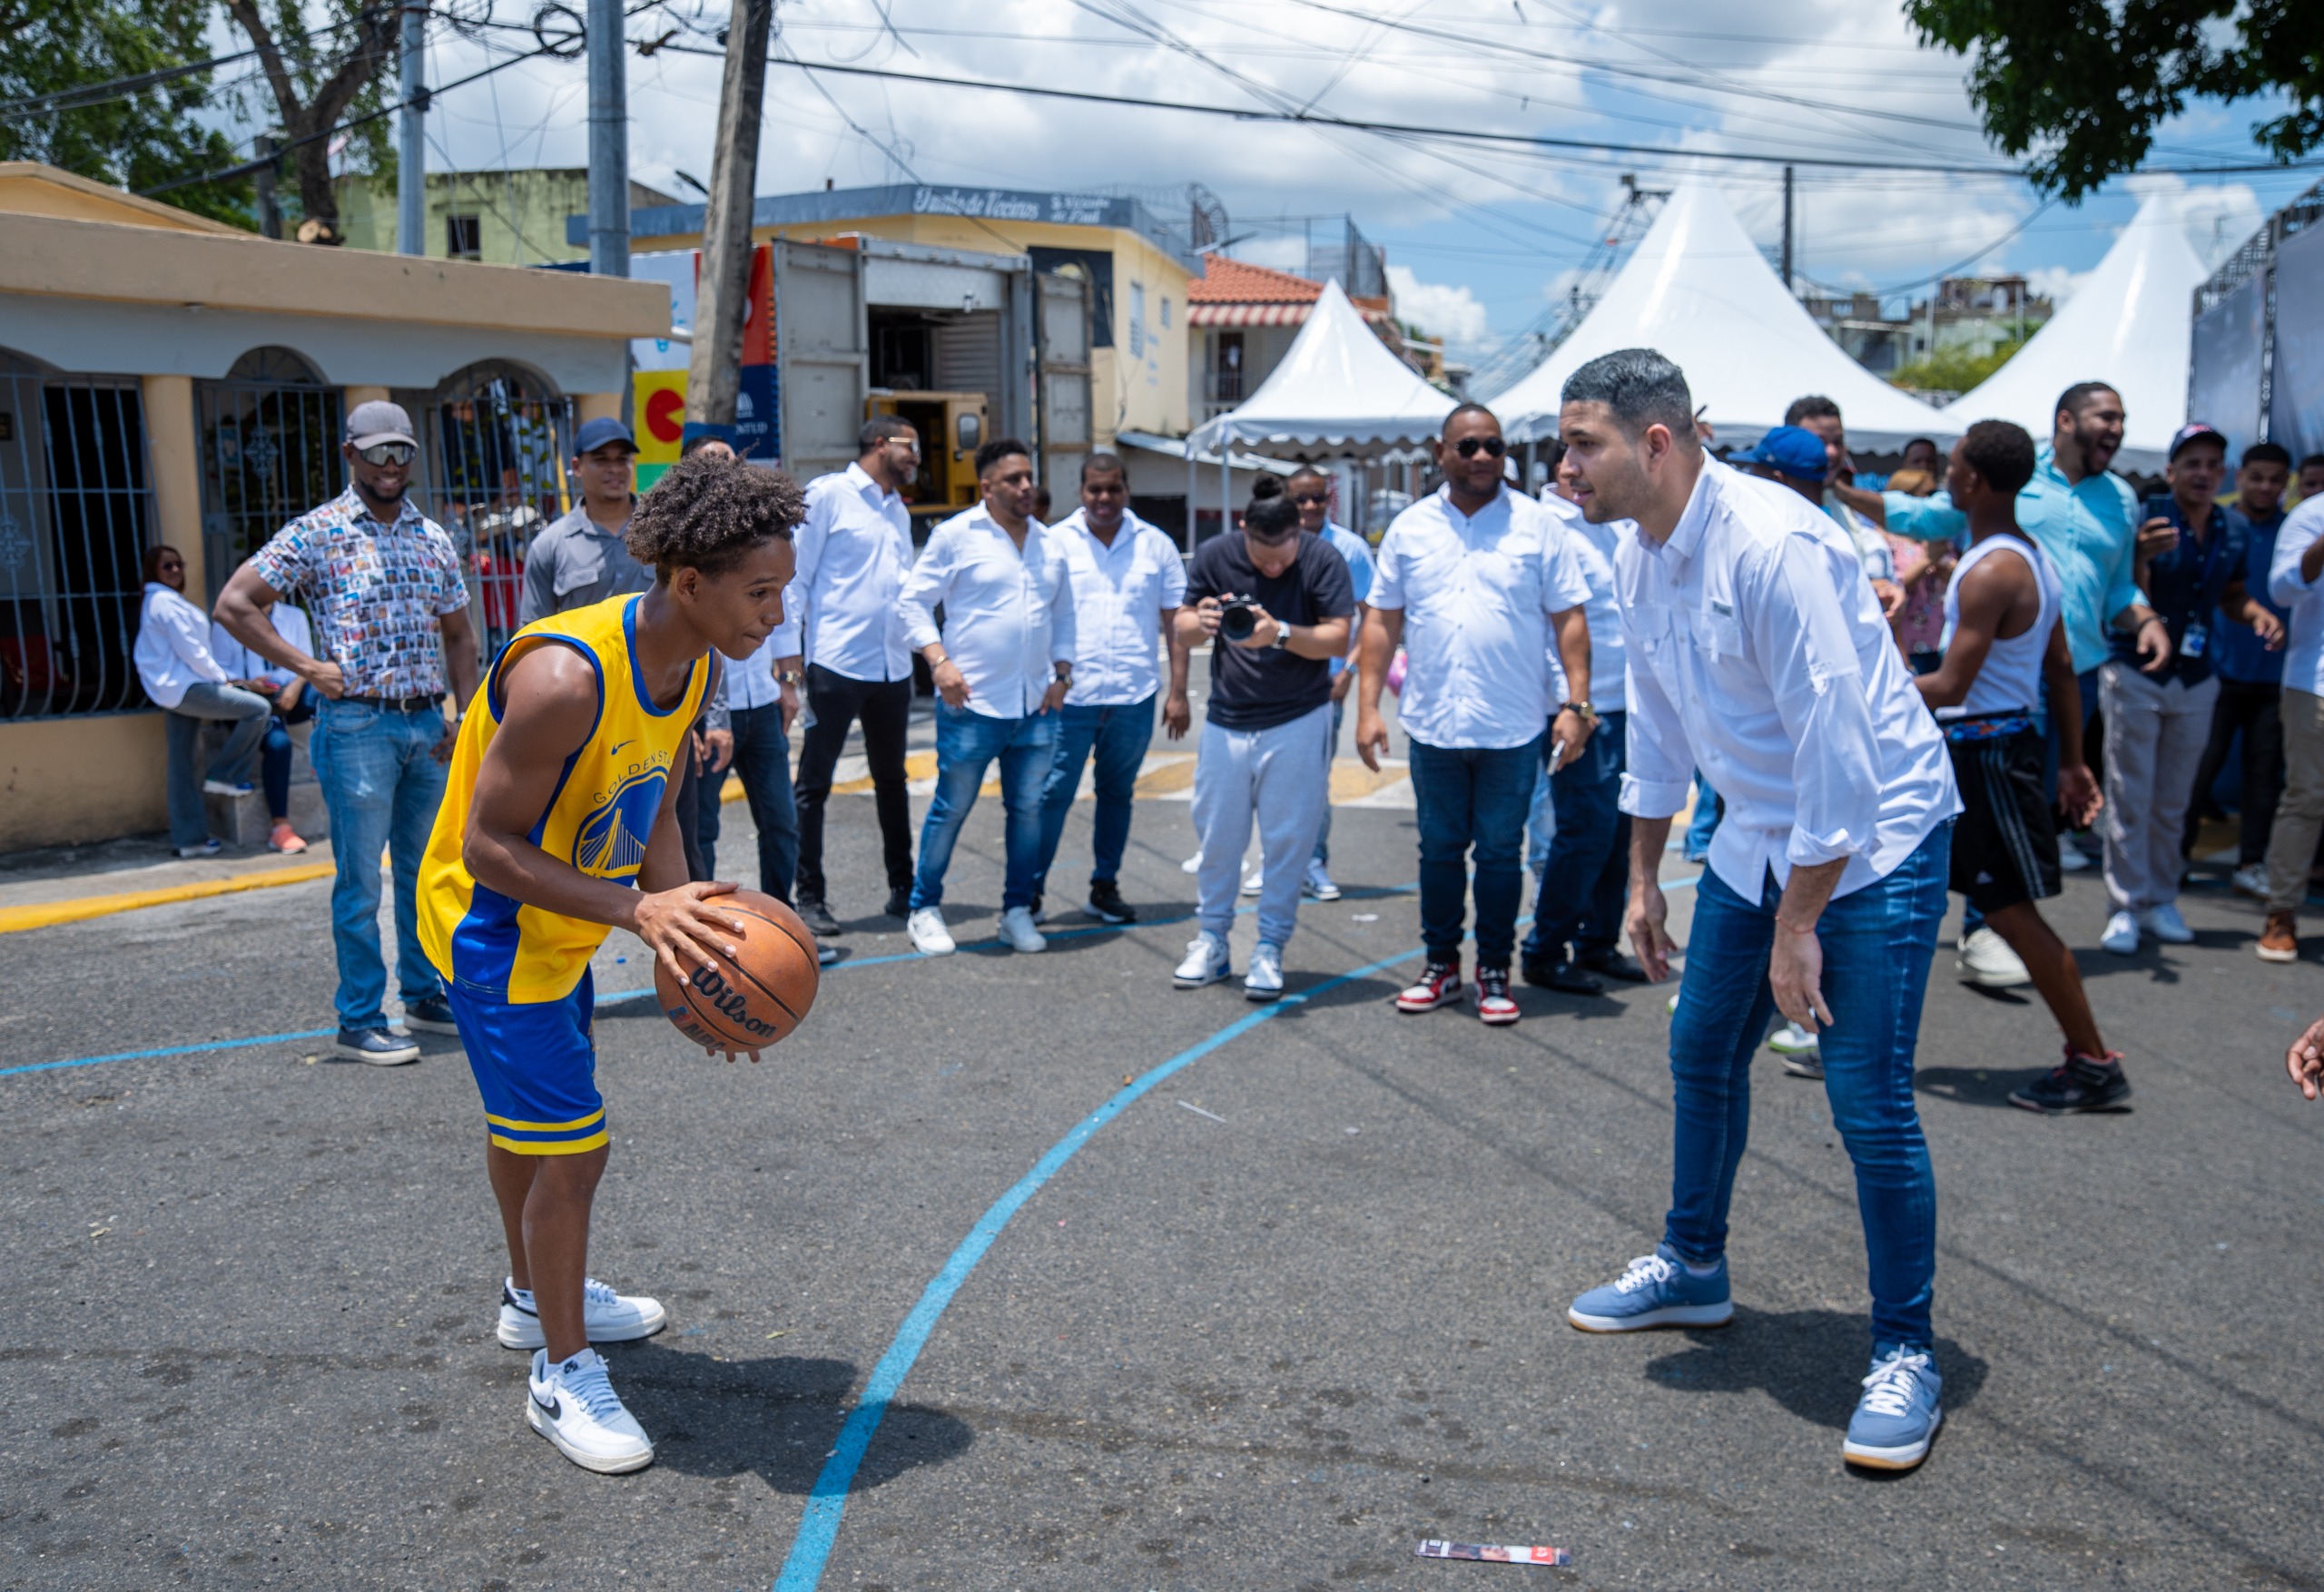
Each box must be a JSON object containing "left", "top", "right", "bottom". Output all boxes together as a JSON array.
[{"left": 438, "top": 965, "right": 606, "bottom": 1155}]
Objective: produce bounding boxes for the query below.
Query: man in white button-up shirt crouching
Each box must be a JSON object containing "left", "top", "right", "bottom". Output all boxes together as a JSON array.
[
  {"left": 1555, "top": 349, "right": 1961, "bottom": 1476},
  {"left": 1356, "top": 404, "right": 1594, "bottom": 1028},
  {"left": 896, "top": 439, "right": 1077, "bottom": 957},
  {"left": 1032, "top": 454, "right": 1191, "bottom": 926}
]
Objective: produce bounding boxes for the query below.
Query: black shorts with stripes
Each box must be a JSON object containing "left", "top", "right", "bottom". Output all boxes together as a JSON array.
[{"left": 1946, "top": 724, "right": 2060, "bottom": 914}]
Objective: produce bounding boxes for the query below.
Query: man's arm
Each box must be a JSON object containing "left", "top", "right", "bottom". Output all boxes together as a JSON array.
[
  {"left": 899, "top": 529, "right": 969, "bottom": 706},
  {"left": 217, "top": 563, "right": 340, "bottom": 697},
  {"left": 2222, "top": 578, "right": 2287, "bottom": 647},
  {"left": 1548, "top": 604, "right": 1593, "bottom": 768},
  {"left": 2112, "top": 601, "right": 2173, "bottom": 673},
  {"left": 1915, "top": 555, "right": 2009, "bottom": 711},
  {"left": 1618, "top": 609, "right": 1697, "bottom": 983},
  {"left": 2043, "top": 617, "right": 2101, "bottom": 828},
  {"left": 517, "top": 534, "right": 558, "bottom": 628},
  {"left": 1882, "top": 490, "right": 1963, "bottom": 543}
]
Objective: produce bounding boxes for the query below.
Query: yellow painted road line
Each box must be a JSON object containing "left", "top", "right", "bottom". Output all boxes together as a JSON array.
[{"left": 0, "top": 862, "right": 337, "bottom": 936}]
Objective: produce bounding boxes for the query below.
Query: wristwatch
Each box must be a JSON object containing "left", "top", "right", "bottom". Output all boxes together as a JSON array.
[
  {"left": 777, "top": 668, "right": 804, "bottom": 687},
  {"left": 1054, "top": 662, "right": 1074, "bottom": 683},
  {"left": 1560, "top": 700, "right": 1597, "bottom": 722},
  {"left": 1270, "top": 623, "right": 1292, "bottom": 651}
]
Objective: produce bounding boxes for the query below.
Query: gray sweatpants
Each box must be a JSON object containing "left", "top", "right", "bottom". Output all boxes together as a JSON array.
[
  {"left": 2099, "top": 661, "right": 2218, "bottom": 913},
  {"left": 1193, "top": 703, "right": 1334, "bottom": 949}
]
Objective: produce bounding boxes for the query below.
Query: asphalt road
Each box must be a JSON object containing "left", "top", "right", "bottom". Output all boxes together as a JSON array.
[{"left": 4, "top": 757, "right": 2322, "bottom": 1590}]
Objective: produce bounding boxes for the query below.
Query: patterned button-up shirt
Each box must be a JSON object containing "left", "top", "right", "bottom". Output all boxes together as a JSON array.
[{"left": 248, "top": 486, "right": 468, "bottom": 699}]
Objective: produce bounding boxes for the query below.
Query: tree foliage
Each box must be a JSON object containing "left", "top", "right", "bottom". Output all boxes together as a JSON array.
[
  {"left": 1889, "top": 332, "right": 2033, "bottom": 400},
  {"left": 220, "top": 1, "right": 399, "bottom": 239},
  {"left": 0, "top": 0, "right": 253, "bottom": 227},
  {"left": 1906, "top": 0, "right": 2324, "bottom": 201}
]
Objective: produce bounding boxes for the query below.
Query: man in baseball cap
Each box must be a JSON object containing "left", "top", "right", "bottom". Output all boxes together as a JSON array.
[
  {"left": 1736, "top": 425, "right": 1833, "bottom": 495},
  {"left": 345, "top": 399, "right": 419, "bottom": 451}
]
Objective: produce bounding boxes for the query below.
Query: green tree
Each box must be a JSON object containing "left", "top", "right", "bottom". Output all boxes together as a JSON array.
[
  {"left": 220, "top": 2, "right": 399, "bottom": 242},
  {"left": 1906, "top": 1, "right": 2324, "bottom": 201},
  {"left": 1889, "top": 331, "right": 2034, "bottom": 398},
  {"left": 0, "top": 0, "right": 253, "bottom": 227}
]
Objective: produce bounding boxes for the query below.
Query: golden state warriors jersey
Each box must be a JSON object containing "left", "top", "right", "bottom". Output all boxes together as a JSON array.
[{"left": 419, "top": 594, "right": 710, "bottom": 1004}]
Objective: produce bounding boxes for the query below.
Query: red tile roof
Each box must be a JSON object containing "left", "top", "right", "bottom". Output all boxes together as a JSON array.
[{"left": 1188, "top": 253, "right": 1323, "bottom": 305}]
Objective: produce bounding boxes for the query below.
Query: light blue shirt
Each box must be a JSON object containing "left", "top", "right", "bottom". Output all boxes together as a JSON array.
[
  {"left": 1541, "top": 489, "right": 1628, "bottom": 713},
  {"left": 1884, "top": 442, "right": 2144, "bottom": 674},
  {"left": 1321, "top": 521, "right": 1374, "bottom": 677}
]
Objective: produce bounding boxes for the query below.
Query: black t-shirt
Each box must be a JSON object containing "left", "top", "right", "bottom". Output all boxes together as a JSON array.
[{"left": 1184, "top": 530, "right": 1354, "bottom": 730}]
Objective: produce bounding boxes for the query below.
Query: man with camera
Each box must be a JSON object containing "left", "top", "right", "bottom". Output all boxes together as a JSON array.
[
  {"left": 1172, "top": 489, "right": 1354, "bottom": 1000},
  {"left": 1356, "top": 404, "right": 1594, "bottom": 1027}
]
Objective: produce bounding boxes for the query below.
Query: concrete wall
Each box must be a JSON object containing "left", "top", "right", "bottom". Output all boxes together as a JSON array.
[{"left": 0, "top": 713, "right": 166, "bottom": 850}]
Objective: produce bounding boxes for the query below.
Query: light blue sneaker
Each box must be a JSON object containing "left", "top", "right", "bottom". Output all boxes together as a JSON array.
[
  {"left": 1567, "top": 1243, "right": 1734, "bottom": 1332},
  {"left": 1843, "top": 1346, "right": 1943, "bottom": 1470}
]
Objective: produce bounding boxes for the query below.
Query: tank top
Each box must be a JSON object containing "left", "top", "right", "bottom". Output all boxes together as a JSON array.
[
  {"left": 419, "top": 593, "right": 710, "bottom": 1004},
  {"left": 1938, "top": 531, "right": 2058, "bottom": 720}
]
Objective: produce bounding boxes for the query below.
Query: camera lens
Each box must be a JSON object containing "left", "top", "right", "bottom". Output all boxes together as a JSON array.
[{"left": 1220, "top": 601, "right": 1256, "bottom": 643}]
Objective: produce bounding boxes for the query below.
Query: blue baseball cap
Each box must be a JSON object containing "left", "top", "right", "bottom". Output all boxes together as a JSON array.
[
  {"left": 1738, "top": 425, "right": 1830, "bottom": 484},
  {"left": 574, "top": 416, "right": 636, "bottom": 456},
  {"left": 680, "top": 419, "right": 738, "bottom": 456}
]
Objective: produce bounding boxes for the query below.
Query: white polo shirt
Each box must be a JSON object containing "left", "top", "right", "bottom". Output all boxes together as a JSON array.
[
  {"left": 789, "top": 461, "right": 914, "bottom": 683},
  {"left": 899, "top": 504, "right": 1077, "bottom": 719},
  {"left": 133, "top": 584, "right": 228, "bottom": 710},
  {"left": 2268, "top": 496, "right": 2324, "bottom": 697},
  {"left": 1050, "top": 506, "right": 1187, "bottom": 707},
  {"left": 1618, "top": 458, "right": 1957, "bottom": 901},
  {"left": 1368, "top": 484, "right": 1594, "bottom": 751}
]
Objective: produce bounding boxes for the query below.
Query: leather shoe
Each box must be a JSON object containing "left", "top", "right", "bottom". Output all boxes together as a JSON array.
[
  {"left": 1575, "top": 947, "right": 1649, "bottom": 983},
  {"left": 796, "top": 898, "right": 842, "bottom": 937},
  {"left": 1521, "top": 957, "right": 1605, "bottom": 995},
  {"left": 883, "top": 886, "right": 911, "bottom": 919}
]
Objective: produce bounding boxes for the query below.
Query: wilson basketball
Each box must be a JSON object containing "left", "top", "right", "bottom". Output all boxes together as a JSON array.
[{"left": 654, "top": 889, "right": 820, "bottom": 1054}]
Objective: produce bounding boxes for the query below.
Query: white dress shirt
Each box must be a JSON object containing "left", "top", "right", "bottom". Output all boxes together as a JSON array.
[
  {"left": 899, "top": 504, "right": 1077, "bottom": 719},
  {"left": 1051, "top": 506, "right": 1187, "bottom": 707},
  {"left": 1368, "top": 484, "right": 1594, "bottom": 751},
  {"left": 209, "top": 604, "right": 313, "bottom": 693},
  {"left": 789, "top": 461, "right": 913, "bottom": 682},
  {"left": 134, "top": 583, "right": 228, "bottom": 710},
  {"left": 2268, "top": 497, "right": 2324, "bottom": 698},
  {"left": 725, "top": 615, "right": 806, "bottom": 712},
  {"left": 1618, "top": 458, "right": 1958, "bottom": 902},
  {"left": 1541, "top": 488, "right": 1630, "bottom": 714}
]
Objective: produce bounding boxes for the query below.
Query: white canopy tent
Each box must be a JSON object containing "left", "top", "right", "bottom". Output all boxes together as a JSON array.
[
  {"left": 1181, "top": 278, "right": 1456, "bottom": 548},
  {"left": 1950, "top": 194, "right": 2208, "bottom": 474},
  {"left": 1492, "top": 182, "right": 1955, "bottom": 452}
]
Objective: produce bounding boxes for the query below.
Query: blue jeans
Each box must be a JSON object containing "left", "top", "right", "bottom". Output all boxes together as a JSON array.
[
  {"left": 310, "top": 698, "right": 448, "bottom": 1031},
  {"left": 162, "top": 681, "right": 270, "bottom": 848},
  {"left": 1684, "top": 771, "right": 1723, "bottom": 862},
  {"left": 1408, "top": 734, "right": 1542, "bottom": 967},
  {"left": 1665, "top": 821, "right": 1952, "bottom": 1353},
  {"left": 260, "top": 695, "right": 317, "bottom": 821},
  {"left": 702, "top": 702, "right": 799, "bottom": 900},
  {"left": 910, "top": 702, "right": 1058, "bottom": 912},
  {"left": 1313, "top": 695, "right": 1346, "bottom": 865},
  {"left": 1524, "top": 709, "right": 1630, "bottom": 964},
  {"left": 1035, "top": 695, "right": 1156, "bottom": 893}
]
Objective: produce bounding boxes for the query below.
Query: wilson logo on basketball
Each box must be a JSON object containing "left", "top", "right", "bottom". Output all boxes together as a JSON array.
[{"left": 686, "top": 964, "right": 778, "bottom": 1038}]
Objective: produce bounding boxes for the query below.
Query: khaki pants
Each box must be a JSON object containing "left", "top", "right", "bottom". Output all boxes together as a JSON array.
[
  {"left": 2263, "top": 687, "right": 2324, "bottom": 914},
  {"left": 2098, "top": 662, "right": 2217, "bottom": 913}
]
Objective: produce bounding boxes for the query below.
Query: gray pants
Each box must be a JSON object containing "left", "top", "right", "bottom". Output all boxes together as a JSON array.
[
  {"left": 1193, "top": 703, "right": 1333, "bottom": 949},
  {"left": 2098, "top": 661, "right": 2218, "bottom": 913},
  {"left": 2264, "top": 686, "right": 2324, "bottom": 914},
  {"left": 164, "top": 681, "right": 271, "bottom": 849}
]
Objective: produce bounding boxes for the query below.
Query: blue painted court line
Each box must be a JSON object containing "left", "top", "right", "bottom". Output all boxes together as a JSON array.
[
  {"left": 0, "top": 1028, "right": 337, "bottom": 1080},
  {"left": 769, "top": 939, "right": 1427, "bottom": 1592}
]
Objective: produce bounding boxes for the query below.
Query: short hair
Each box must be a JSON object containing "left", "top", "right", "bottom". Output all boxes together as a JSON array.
[
  {"left": 1287, "top": 462, "right": 1331, "bottom": 487},
  {"left": 142, "top": 544, "right": 182, "bottom": 584},
  {"left": 1243, "top": 491, "right": 1298, "bottom": 539},
  {"left": 1904, "top": 437, "right": 1937, "bottom": 455},
  {"left": 2054, "top": 381, "right": 2119, "bottom": 421},
  {"left": 1783, "top": 395, "right": 1841, "bottom": 427},
  {"left": 2243, "top": 441, "right": 2293, "bottom": 469},
  {"left": 1538, "top": 435, "right": 1567, "bottom": 469},
  {"left": 627, "top": 451, "right": 804, "bottom": 579},
  {"left": 1079, "top": 451, "right": 1126, "bottom": 485},
  {"left": 1561, "top": 349, "right": 1697, "bottom": 443},
  {"left": 2303, "top": 453, "right": 2324, "bottom": 473},
  {"left": 1958, "top": 419, "right": 2037, "bottom": 497},
  {"left": 1441, "top": 401, "right": 1499, "bottom": 436},
  {"left": 858, "top": 415, "right": 914, "bottom": 453},
  {"left": 974, "top": 437, "right": 1031, "bottom": 477}
]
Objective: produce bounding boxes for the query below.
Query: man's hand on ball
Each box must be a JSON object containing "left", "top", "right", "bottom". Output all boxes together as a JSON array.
[{"left": 635, "top": 880, "right": 744, "bottom": 978}]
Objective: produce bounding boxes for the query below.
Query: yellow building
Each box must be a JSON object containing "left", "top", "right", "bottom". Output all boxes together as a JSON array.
[
  {"left": 0, "top": 162, "right": 666, "bottom": 851},
  {"left": 337, "top": 168, "right": 682, "bottom": 266},
  {"left": 595, "top": 183, "right": 1196, "bottom": 447}
]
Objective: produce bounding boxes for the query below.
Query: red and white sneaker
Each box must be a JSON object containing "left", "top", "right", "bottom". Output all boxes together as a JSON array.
[
  {"left": 1395, "top": 958, "right": 1463, "bottom": 1013},
  {"left": 1474, "top": 965, "right": 1520, "bottom": 1026}
]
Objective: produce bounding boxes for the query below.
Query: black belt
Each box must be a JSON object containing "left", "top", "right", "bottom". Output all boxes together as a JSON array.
[{"left": 339, "top": 694, "right": 440, "bottom": 712}]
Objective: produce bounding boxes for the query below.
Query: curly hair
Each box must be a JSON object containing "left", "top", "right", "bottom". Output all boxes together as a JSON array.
[{"left": 626, "top": 451, "right": 805, "bottom": 580}]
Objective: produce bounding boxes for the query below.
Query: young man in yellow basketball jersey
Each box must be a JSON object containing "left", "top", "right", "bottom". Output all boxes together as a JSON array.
[{"left": 418, "top": 452, "right": 805, "bottom": 1473}]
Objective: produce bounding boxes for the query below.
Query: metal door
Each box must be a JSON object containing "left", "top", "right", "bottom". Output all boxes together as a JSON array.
[
  {"left": 420, "top": 362, "right": 575, "bottom": 663},
  {"left": 1036, "top": 271, "right": 1092, "bottom": 493},
  {"left": 773, "top": 241, "right": 868, "bottom": 487},
  {"left": 196, "top": 348, "right": 343, "bottom": 604}
]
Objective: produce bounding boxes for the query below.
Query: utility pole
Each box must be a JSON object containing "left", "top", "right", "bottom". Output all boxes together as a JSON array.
[
  {"left": 1780, "top": 165, "right": 1793, "bottom": 294},
  {"left": 396, "top": 3, "right": 425, "bottom": 256},
  {"left": 586, "top": 0, "right": 629, "bottom": 277},
  {"left": 688, "top": 0, "right": 773, "bottom": 425}
]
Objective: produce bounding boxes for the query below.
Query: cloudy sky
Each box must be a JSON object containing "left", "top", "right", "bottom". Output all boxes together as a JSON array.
[{"left": 220, "top": 0, "right": 2321, "bottom": 369}]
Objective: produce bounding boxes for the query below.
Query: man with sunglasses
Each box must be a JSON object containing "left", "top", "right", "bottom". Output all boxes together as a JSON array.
[
  {"left": 217, "top": 401, "right": 482, "bottom": 1066},
  {"left": 1356, "top": 404, "right": 1594, "bottom": 1027}
]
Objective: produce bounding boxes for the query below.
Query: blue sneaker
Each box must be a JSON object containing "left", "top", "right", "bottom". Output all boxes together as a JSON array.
[
  {"left": 1567, "top": 1244, "right": 1735, "bottom": 1332},
  {"left": 1843, "top": 1347, "right": 1943, "bottom": 1470}
]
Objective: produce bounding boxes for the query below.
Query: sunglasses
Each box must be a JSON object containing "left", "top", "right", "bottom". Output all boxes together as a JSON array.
[
  {"left": 1290, "top": 492, "right": 1330, "bottom": 506},
  {"left": 1454, "top": 436, "right": 1507, "bottom": 458},
  {"left": 356, "top": 442, "right": 418, "bottom": 467}
]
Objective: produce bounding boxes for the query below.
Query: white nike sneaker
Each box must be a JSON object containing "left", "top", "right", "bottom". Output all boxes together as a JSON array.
[
  {"left": 998, "top": 905, "right": 1047, "bottom": 953},
  {"left": 1180, "top": 850, "right": 1204, "bottom": 875},
  {"left": 1173, "top": 930, "right": 1233, "bottom": 988},
  {"left": 498, "top": 1277, "right": 667, "bottom": 1351},
  {"left": 2101, "top": 909, "right": 2141, "bottom": 955},
  {"left": 1955, "top": 925, "right": 2032, "bottom": 988},
  {"left": 2139, "top": 903, "right": 2195, "bottom": 944},
  {"left": 1244, "top": 940, "right": 1285, "bottom": 1002},
  {"left": 1241, "top": 868, "right": 1265, "bottom": 896},
  {"left": 908, "top": 907, "right": 956, "bottom": 957},
  {"left": 527, "top": 1348, "right": 654, "bottom": 1474},
  {"left": 1303, "top": 860, "right": 1342, "bottom": 901}
]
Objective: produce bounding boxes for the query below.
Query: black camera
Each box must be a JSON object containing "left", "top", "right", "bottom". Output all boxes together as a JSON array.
[{"left": 1219, "top": 596, "right": 1259, "bottom": 643}]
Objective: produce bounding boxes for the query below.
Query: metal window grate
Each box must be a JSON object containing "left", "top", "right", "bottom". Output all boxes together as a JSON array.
[
  {"left": 0, "top": 356, "right": 154, "bottom": 720},
  {"left": 420, "top": 363, "right": 574, "bottom": 663},
  {"left": 197, "top": 349, "right": 344, "bottom": 606}
]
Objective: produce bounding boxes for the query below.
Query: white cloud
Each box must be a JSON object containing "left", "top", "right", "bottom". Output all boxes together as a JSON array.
[
  {"left": 2124, "top": 172, "right": 2266, "bottom": 267},
  {"left": 2023, "top": 265, "right": 2093, "bottom": 307},
  {"left": 1387, "top": 265, "right": 1490, "bottom": 346}
]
